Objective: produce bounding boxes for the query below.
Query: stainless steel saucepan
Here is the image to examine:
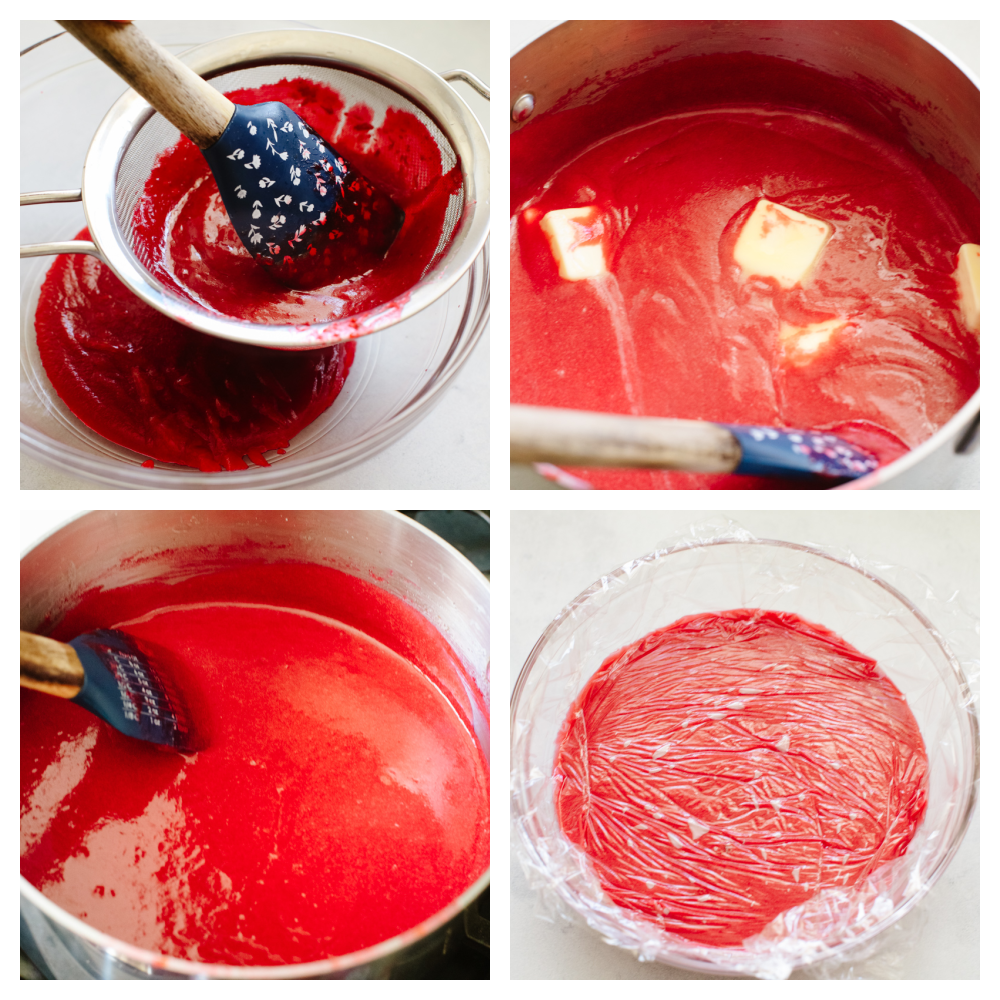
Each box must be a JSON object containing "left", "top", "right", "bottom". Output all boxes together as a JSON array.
[
  {"left": 510, "top": 20, "right": 979, "bottom": 490},
  {"left": 20, "top": 509, "right": 489, "bottom": 979}
]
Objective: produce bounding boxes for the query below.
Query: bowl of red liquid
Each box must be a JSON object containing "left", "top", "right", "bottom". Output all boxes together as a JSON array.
[
  {"left": 511, "top": 538, "right": 977, "bottom": 977},
  {"left": 21, "top": 510, "right": 490, "bottom": 979},
  {"left": 20, "top": 22, "right": 489, "bottom": 486},
  {"left": 510, "top": 21, "right": 979, "bottom": 489}
]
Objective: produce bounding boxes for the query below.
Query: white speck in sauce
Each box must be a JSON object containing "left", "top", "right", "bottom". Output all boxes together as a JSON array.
[{"left": 687, "top": 818, "right": 709, "bottom": 840}]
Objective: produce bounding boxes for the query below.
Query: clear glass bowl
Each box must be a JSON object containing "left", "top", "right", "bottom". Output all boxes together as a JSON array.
[
  {"left": 19, "top": 23, "right": 489, "bottom": 488},
  {"left": 510, "top": 538, "right": 979, "bottom": 978}
]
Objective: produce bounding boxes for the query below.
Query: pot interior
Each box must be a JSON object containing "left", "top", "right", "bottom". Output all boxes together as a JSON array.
[
  {"left": 20, "top": 510, "right": 490, "bottom": 977},
  {"left": 511, "top": 20, "right": 978, "bottom": 207}
]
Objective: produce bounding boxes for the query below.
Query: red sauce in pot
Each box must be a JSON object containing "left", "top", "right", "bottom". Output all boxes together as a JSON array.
[
  {"left": 511, "top": 53, "right": 979, "bottom": 489},
  {"left": 20, "top": 560, "right": 489, "bottom": 966}
]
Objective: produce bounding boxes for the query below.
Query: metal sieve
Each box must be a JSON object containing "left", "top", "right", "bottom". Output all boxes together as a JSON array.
[{"left": 20, "top": 29, "right": 490, "bottom": 350}]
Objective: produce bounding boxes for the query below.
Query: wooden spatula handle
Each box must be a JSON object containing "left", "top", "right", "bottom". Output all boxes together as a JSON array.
[
  {"left": 20, "top": 632, "right": 85, "bottom": 698},
  {"left": 58, "top": 20, "right": 234, "bottom": 149},
  {"left": 510, "top": 404, "right": 741, "bottom": 472}
]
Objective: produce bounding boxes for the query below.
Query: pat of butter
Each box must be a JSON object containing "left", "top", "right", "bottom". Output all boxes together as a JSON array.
[
  {"left": 779, "top": 318, "right": 846, "bottom": 364},
  {"left": 540, "top": 207, "right": 607, "bottom": 281},
  {"left": 735, "top": 199, "right": 833, "bottom": 288},
  {"left": 953, "top": 243, "right": 980, "bottom": 336}
]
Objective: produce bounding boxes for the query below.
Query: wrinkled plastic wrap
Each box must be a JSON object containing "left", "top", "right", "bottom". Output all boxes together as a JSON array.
[{"left": 510, "top": 519, "right": 979, "bottom": 979}]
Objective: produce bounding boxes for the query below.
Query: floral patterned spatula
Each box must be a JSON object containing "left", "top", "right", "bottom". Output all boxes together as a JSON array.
[{"left": 58, "top": 20, "right": 404, "bottom": 290}]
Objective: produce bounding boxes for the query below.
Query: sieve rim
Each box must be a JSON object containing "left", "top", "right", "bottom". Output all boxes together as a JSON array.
[{"left": 81, "top": 29, "right": 490, "bottom": 350}]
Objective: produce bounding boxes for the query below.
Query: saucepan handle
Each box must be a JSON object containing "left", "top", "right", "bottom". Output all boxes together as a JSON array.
[
  {"left": 20, "top": 190, "right": 103, "bottom": 259},
  {"left": 441, "top": 69, "right": 490, "bottom": 101}
]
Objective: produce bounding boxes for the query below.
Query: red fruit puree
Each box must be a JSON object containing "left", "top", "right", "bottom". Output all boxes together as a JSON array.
[
  {"left": 555, "top": 610, "right": 927, "bottom": 947},
  {"left": 511, "top": 54, "right": 979, "bottom": 489},
  {"left": 21, "top": 561, "right": 489, "bottom": 966},
  {"left": 34, "top": 78, "right": 461, "bottom": 472}
]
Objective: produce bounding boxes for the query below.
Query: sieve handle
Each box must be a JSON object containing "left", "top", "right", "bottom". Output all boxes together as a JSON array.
[
  {"left": 20, "top": 189, "right": 83, "bottom": 207},
  {"left": 20, "top": 241, "right": 102, "bottom": 260},
  {"left": 442, "top": 70, "right": 490, "bottom": 102},
  {"left": 20, "top": 189, "right": 103, "bottom": 259}
]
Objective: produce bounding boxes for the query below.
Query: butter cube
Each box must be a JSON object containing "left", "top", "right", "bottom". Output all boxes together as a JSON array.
[
  {"left": 953, "top": 243, "right": 980, "bottom": 335},
  {"left": 735, "top": 199, "right": 833, "bottom": 288},
  {"left": 540, "top": 207, "right": 607, "bottom": 281},
  {"left": 779, "top": 318, "right": 846, "bottom": 364}
]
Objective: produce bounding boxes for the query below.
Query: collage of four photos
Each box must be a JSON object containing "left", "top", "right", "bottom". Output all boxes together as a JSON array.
[{"left": 20, "top": 18, "right": 981, "bottom": 981}]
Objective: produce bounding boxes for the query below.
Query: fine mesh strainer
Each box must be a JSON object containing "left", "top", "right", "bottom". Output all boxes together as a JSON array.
[{"left": 21, "top": 29, "right": 490, "bottom": 350}]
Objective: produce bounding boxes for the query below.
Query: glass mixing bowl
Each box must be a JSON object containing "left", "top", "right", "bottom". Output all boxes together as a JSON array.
[
  {"left": 20, "top": 22, "right": 489, "bottom": 488},
  {"left": 510, "top": 538, "right": 978, "bottom": 978}
]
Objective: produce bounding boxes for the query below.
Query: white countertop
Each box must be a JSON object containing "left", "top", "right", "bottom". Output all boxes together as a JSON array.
[
  {"left": 20, "top": 20, "right": 489, "bottom": 491},
  {"left": 510, "top": 510, "right": 979, "bottom": 979}
]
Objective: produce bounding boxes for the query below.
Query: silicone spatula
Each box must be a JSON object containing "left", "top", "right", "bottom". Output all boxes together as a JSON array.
[
  {"left": 510, "top": 405, "right": 879, "bottom": 483},
  {"left": 58, "top": 20, "right": 404, "bottom": 290},
  {"left": 20, "top": 629, "right": 202, "bottom": 752}
]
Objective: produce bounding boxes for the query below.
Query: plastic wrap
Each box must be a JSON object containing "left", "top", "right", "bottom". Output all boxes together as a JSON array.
[{"left": 510, "top": 518, "right": 979, "bottom": 979}]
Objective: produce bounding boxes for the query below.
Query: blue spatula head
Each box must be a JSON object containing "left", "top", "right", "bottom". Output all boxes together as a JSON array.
[
  {"left": 203, "top": 102, "right": 404, "bottom": 291},
  {"left": 68, "top": 630, "right": 203, "bottom": 753},
  {"left": 722, "top": 425, "right": 880, "bottom": 482}
]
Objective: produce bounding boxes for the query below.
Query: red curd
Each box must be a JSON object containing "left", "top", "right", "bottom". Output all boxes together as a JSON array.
[
  {"left": 137, "top": 78, "right": 463, "bottom": 325},
  {"left": 20, "top": 561, "right": 489, "bottom": 966},
  {"left": 511, "top": 55, "right": 979, "bottom": 489},
  {"left": 554, "top": 609, "right": 927, "bottom": 947},
  {"left": 35, "top": 241, "right": 353, "bottom": 472},
  {"left": 34, "top": 78, "right": 461, "bottom": 472}
]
